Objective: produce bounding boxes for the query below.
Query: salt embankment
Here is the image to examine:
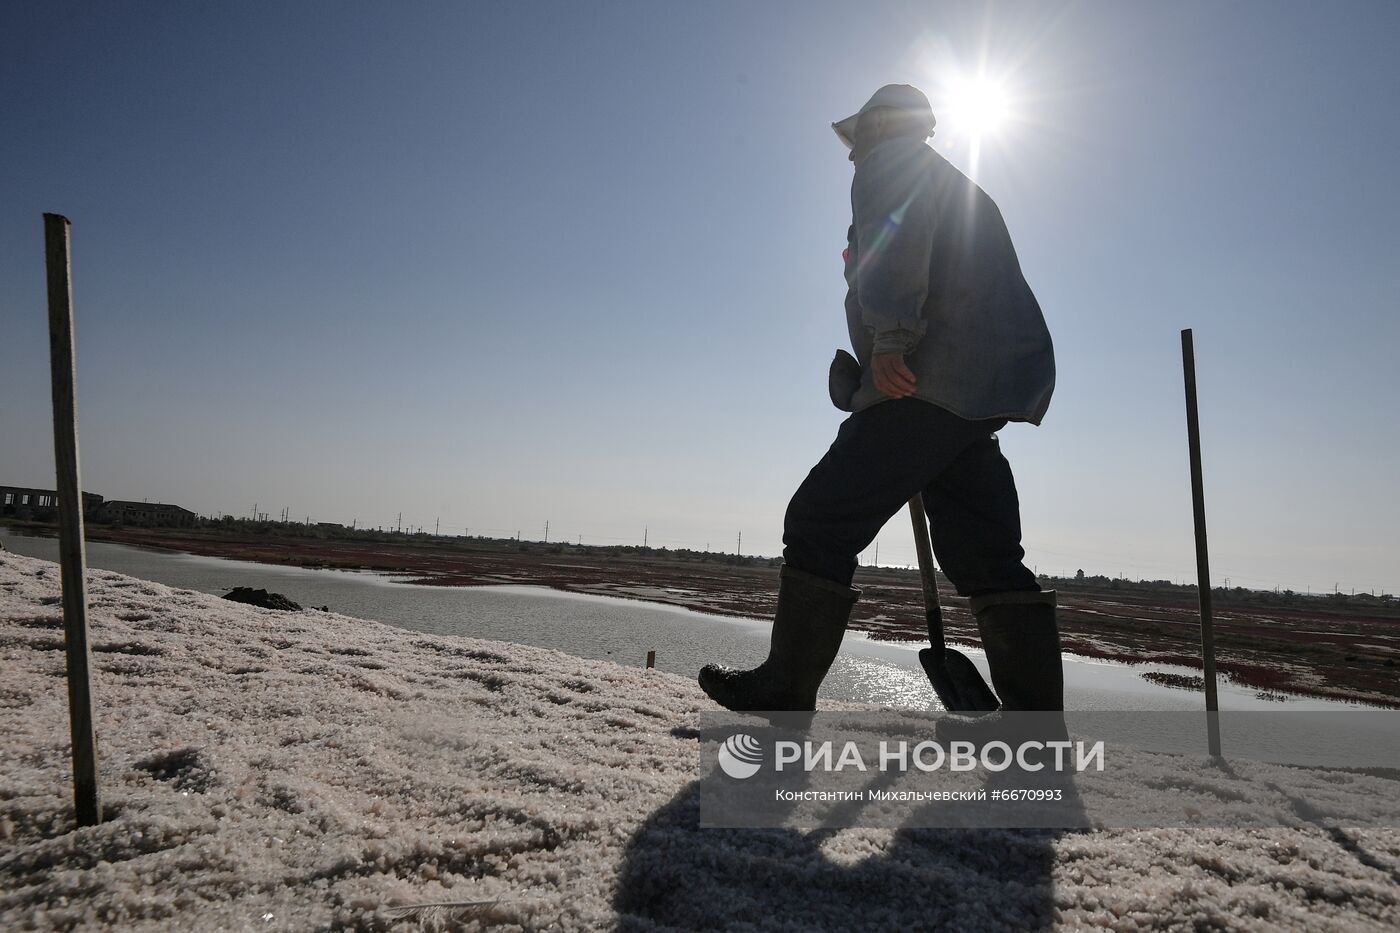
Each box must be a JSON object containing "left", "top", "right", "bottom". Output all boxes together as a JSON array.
[{"left": 2, "top": 551, "right": 1398, "bottom": 931}]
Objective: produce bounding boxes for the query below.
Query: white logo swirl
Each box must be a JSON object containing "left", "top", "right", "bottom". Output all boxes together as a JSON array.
[{"left": 717, "top": 733, "right": 763, "bottom": 779}]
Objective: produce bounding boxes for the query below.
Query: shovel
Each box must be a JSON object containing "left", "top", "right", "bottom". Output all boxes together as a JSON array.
[{"left": 908, "top": 496, "right": 1000, "bottom": 713}]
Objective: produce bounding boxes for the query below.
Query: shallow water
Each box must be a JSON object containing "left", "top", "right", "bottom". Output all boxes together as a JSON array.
[{"left": 0, "top": 529, "right": 1363, "bottom": 711}]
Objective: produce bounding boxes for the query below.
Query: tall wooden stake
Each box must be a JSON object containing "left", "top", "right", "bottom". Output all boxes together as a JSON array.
[
  {"left": 1181, "top": 328, "right": 1222, "bottom": 758},
  {"left": 45, "top": 213, "right": 102, "bottom": 825}
]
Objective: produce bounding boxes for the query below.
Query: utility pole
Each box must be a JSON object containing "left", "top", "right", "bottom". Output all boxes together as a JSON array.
[
  {"left": 737, "top": 531, "right": 742, "bottom": 555},
  {"left": 252, "top": 502, "right": 258, "bottom": 521},
  {"left": 544, "top": 520, "right": 549, "bottom": 543},
  {"left": 397, "top": 512, "right": 402, "bottom": 534},
  {"left": 435, "top": 517, "right": 440, "bottom": 536},
  {"left": 644, "top": 525, "right": 648, "bottom": 548}
]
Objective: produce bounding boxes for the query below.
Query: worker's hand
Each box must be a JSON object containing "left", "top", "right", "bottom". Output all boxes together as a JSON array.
[{"left": 872, "top": 352, "right": 916, "bottom": 398}]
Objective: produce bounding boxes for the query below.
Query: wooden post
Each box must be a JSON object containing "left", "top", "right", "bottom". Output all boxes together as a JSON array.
[
  {"left": 45, "top": 213, "right": 102, "bottom": 825},
  {"left": 1181, "top": 328, "right": 1222, "bottom": 758},
  {"left": 645, "top": 650, "right": 656, "bottom": 669}
]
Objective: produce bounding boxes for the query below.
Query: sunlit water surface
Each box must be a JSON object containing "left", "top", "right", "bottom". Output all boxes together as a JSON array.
[{"left": 0, "top": 530, "right": 1362, "bottom": 711}]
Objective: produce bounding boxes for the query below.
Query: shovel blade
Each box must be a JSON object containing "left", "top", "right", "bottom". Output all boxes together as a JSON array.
[{"left": 919, "top": 646, "right": 999, "bottom": 714}]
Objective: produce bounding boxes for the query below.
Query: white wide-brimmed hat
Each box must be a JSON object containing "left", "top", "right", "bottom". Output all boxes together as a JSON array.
[{"left": 832, "top": 84, "right": 936, "bottom": 150}]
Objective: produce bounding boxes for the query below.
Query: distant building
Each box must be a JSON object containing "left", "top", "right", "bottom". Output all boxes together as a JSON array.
[
  {"left": 0, "top": 484, "right": 104, "bottom": 519},
  {"left": 1, "top": 483, "right": 199, "bottom": 528},
  {"left": 99, "top": 500, "right": 198, "bottom": 527}
]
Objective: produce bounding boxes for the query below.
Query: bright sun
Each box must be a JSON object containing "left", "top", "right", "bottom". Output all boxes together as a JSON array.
[{"left": 946, "top": 76, "right": 1010, "bottom": 139}]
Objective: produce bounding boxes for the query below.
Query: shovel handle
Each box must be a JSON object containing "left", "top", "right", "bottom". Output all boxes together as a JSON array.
[{"left": 907, "top": 496, "right": 945, "bottom": 655}]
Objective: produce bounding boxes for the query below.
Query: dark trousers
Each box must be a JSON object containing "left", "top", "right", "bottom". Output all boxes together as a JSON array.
[{"left": 783, "top": 398, "right": 1039, "bottom": 597}]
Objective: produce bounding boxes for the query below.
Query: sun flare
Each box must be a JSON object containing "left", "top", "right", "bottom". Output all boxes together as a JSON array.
[{"left": 946, "top": 75, "right": 1010, "bottom": 139}]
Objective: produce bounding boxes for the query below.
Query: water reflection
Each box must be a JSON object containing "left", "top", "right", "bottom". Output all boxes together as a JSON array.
[{"left": 0, "top": 530, "right": 1361, "bottom": 711}]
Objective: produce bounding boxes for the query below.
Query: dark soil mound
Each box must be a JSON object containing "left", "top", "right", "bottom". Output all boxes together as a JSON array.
[{"left": 222, "top": 587, "right": 302, "bottom": 611}]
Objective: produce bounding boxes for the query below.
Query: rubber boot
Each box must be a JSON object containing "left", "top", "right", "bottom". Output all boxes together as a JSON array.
[
  {"left": 970, "top": 589, "right": 1064, "bottom": 712},
  {"left": 698, "top": 565, "right": 859, "bottom": 712},
  {"left": 934, "top": 591, "right": 1066, "bottom": 768}
]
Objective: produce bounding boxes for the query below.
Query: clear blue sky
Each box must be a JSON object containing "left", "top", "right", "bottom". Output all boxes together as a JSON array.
[{"left": 3, "top": 1, "right": 1397, "bottom": 594}]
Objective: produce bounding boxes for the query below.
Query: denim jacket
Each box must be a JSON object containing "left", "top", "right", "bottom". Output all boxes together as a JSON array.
[{"left": 830, "top": 137, "right": 1055, "bottom": 425}]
